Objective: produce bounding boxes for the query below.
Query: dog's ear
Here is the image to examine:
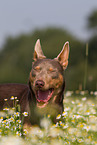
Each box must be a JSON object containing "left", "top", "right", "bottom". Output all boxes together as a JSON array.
[
  {"left": 33, "top": 39, "right": 46, "bottom": 61},
  {"left": 55, "top": 41, "right": 69, "bottom": 70}
]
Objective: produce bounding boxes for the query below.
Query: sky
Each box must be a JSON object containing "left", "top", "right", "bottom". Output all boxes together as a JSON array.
[{"left": 0, "top": 0, "right": 97, "bottom": 48}]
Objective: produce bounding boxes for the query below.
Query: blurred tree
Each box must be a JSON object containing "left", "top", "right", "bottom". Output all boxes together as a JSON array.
[
  {"left": 88, "top": 35, "right": 97, "bottom": 65},
  {"left": 86, "top": 9, "right": 97, "bottom": 65},
  {"left": 87, "top": 9, "right": 97, "bottom": 31},
  {"left": 86, "top": 9, "right": 97, "bottom": 90}
]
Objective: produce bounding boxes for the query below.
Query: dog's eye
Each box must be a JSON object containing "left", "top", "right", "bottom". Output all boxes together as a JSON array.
[
  {"left": 34, "top": 66, "right": 41, "bottom": 71},
  {"left": 48, "top": 67, "right": 56, "bottom": 73}
]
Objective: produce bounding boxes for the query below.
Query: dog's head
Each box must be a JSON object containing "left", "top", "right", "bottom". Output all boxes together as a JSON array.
[{"left": 29, "top": 39, "right": 69, "bottom": 108}]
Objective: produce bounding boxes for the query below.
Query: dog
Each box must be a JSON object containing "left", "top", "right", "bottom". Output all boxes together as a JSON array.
[{"left": 0, "top": 39, "right": 69, "bottom": 125}]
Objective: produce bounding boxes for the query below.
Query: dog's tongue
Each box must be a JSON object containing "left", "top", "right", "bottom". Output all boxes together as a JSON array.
[{"left": 37, "top": 89, "right": 52, "bottom": 102}]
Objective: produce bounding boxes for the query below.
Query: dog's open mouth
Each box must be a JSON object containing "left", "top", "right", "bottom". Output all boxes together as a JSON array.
[{"left": 36, "top": 88, "right": 54, "bottom": 103}]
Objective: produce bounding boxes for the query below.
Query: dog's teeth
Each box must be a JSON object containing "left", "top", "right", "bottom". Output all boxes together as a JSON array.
[{"left": 49, "top": 90, "right": 51, "bottom": 95}]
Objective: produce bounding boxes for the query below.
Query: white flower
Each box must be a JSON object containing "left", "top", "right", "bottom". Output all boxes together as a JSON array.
[
  {"left": 90, "top": 91, "right": 93, "bottom": 95},
  {"left": 72, "top": 114, "right": 83, "bottom": 119},
  {"left": 15, "top": 97, "right": 17, "bottom": 100},
  {"left": 64, "top": 107, "right": 70, "bottom": 112},
  {"left": 23, "top": 129, "right": 28, "bottom": 135},
  {"left": 5, "top": 125, "right": 10, "bottom": 129},
  {"left": 62, "top": 111, "right": 67, "bottom": 116},
  {"left": 78, "top": 139, "right": 84, "bottom": 143},
  {"left": 63, "top": 123, "right": 69, "bottom": 129},
  {"left": 0, "top": 117, "right": 3, "bottom": 124},
  {"left": 10, "top": 96, "right": 14, "bottom": 100},
  {"left": 53, "top": 122, "right": 59, "bottom": 127},
  {"left": 3, "top": 107, "right": 9, "bottom": 111},
  {"left": 82, "top": 97, "right": 87, "bottom": 101},
  {"left": 71, "top": 101, "right": 75, "bottom": 104},
  {"left": 76, "top": 115, "right": 83, "bottom": 119},
  {"left": 9, "top": 117, "right": 15, "bottom": 122},
  {"left": 56, "top": 114, "right": 61, "bottom": 119},
  {"left": 4, "top": 99, "right": 8, "bottom": 101},
  {"left": 77, "top": 103, "right": 83, "bottom": 107},
  {"left": 91, "top": 103, "right": 95, "bottom": 106},
  {"left": 22, "top": 112, "right": 28, "bottom": 117},
  {"left": 83, "top": 125, "right": 91, "bottom": 131},
  {"left": 65, "top": 91, "right": 73, "bottom": 97},
  {"left": 14, "top": 112, "right": 20, "bottom": 117},
  {"left": 80, "top": 91, "right": 85, "bottom": 95},
  {"left": 85, "top": 110, "right": 91, "bottom": 115},
  {"left": 16, "top": 131, "right": 22, "bottom": 136},
  {"left": 16, "top": 120, "right": 21, "bottom": 124},
  {"left": 94, "top": 91, "right": 97, "bottom": 96}
]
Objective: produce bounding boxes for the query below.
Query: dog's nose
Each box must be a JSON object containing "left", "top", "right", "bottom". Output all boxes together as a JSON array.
[{"left": 35, "top": 80, "right": 45, "bottom": 88}]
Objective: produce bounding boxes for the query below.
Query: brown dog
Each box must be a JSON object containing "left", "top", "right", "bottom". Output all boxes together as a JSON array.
[{"left": 0, "top": 39, "right": 69, "bottom": 124}]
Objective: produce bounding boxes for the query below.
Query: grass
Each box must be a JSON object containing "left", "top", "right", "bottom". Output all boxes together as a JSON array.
[{"left": 0, "top": 91, "right": 97, "bottom": 145}]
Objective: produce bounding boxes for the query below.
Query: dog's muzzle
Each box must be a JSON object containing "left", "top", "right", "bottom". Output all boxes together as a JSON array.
[
  {"left": 35, "top": 80, "right": 54, "bottom": 103},
  {"left": 35, "top": 80, "right": 45, "bottom": 88}
]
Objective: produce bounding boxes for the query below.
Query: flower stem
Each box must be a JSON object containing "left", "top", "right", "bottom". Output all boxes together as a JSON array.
[{"left": 84, "top": 43, "right": 88, "bottom": 90}]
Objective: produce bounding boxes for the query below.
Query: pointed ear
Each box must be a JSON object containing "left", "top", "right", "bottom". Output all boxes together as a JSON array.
[
  {"left": 55, "top": 41, "right": 69, "bottom": 70},
  {"left": 33, "top": 39, "right": 46, "bottom": 61}
]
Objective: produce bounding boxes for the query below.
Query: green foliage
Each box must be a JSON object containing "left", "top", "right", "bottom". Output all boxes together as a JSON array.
[
  {"left": 88, "top": 35, "right": 97, "bottom": 65},
  {"left": 0, "top": 96, "right": 28, "bottom": 137},
  {"left": 87, "top": 9, "right": 97, "bottom": 30},
  {"left": 0, "top": 27, "right": 97, "bottom": 90}
]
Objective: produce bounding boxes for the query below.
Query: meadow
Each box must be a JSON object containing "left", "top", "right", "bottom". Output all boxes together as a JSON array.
[{"left": 0, "top": 91, "right": 97, "bottom": 145}]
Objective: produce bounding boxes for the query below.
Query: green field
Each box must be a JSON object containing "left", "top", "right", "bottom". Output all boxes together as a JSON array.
[{"left": 0, "top": 91, "right": 97, "bottom": 145}]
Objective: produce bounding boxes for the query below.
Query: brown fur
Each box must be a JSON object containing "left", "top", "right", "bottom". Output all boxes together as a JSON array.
[{"left": 0, "top": 39, "right": 69, "bottom": 125}]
